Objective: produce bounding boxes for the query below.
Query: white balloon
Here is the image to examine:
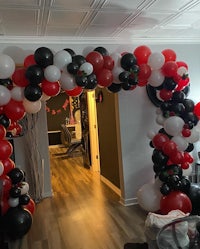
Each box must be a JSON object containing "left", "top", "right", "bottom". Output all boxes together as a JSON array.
[
  {"left": 44, "top": 65, "right": 61, "bottom": 82},
  {"left": 11, "top": 86, "right": 24, "bottom": 101},
  {"left": 23, "top": 98, "right": 41, "bottom": 114},
  {"left": 163, "top": 116, "right": 185, "bottom": 136},
  {"left": 177, "top": 66, "right": 188, "bottom": 77},
  {"left": 185, "top": 127, "right": 200, "bottom": 143},
  {"left": 148, "top": 69, "right": 165, "bottom": 87},
  {"left": 0, "top": 85, "right": 11, "bottom": 105},
  {"left": 41, "top": 93, "right": 51, "bottom": 102},
  {"left": 54, "top": 50, "right": 72, "bottom": 70},
  {"left": 148, "top": 52, "right": 165, "bottom": 70},
  {"left": 147, "top": 130, "right": 156, "bottom": 139},
  {"left": 0, "top": 54, "right": 15, "bottom": 79},
  {"left": 156, "top": 114, "right": 166, "bottom": 126},
  {"left": 110, "top": 52, "right": 121, "bottom": 67},
  {"left": 172, "top": 136, "right": 188, "bottom": 151},
  {"left": 8, "top": 197, "right": 19, "bottom": 207},
  {"left": 137, "top": 182, "right": 162, "bottom": 212},
  {"left": 79, "top": 62, "right": 93, "bottom": 76},
  {"left": 60, "top": 71, "right": 76, "bottom": 90},
  {"left": 19, "top": 181, "right": 30, "bottom": 195}
]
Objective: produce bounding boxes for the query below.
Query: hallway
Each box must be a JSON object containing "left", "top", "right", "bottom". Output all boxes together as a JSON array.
[{"left": 19, "top": 146, "right": 147, "bottom": 249}]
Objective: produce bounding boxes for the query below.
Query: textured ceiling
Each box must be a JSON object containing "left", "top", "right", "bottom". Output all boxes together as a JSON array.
[{"left": 0, "top": 0, "right": 200, "bottom": 43}]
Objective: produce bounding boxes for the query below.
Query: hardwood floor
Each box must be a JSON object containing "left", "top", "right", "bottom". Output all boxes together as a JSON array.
[{"left": 17, "top": 146, "right": 147, "bottom": 249}]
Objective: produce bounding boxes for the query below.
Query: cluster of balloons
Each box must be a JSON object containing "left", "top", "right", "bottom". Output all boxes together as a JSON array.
[
  {"left": 0, "top": 124, "right": 35, "bottom": 239},
  {"left": 1, "top": 45, "right": 200, "bottom": 235},
  {"left": 137, "top": 48, "right": 200, "bottom": 215}
]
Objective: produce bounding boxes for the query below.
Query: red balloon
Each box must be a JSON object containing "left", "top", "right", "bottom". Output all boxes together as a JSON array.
[
  {"left": 162, "top": 61, "right": 178, "bottom": 77},
  {"left": 159, "top": 89, "right": 173, "bottom": 101},
  {"left": 152, "top": 133, "right": 169, "bottom": 150},
  {"left": 24, "top": 54, "right": 36, "bottom": 68},
  {"left": 0, "top": 140, "right": 13, "bottom": 160},
  {"left": 97, "top": 68, "right": 113, "bottom": 87},
  {"left": 1, "top": 158, "right": 15, "bottom": 175},
  {"left": 0, "top": 175, "right": 12, "bottom": 197},
  {"left": 137, "top": 79, "right": 148, "bottom": 87},
  {"left": 0, "top": 197, "right": 10, "bottom": 215},
  {"left": 170, "top": 150, "right": 184, "bottom": 165},
  {"left": 0, "top": 124, "right": 6, "bottom": 139},
  {"left": 86, "top": 51, "right": 104, "bottom": 74},
  {"left": 138, "top": 64, "right": 151, "bottom": 80},
  {"left": 176, "top": 61, "right": 188, "bottom": 70},
  {"left": 160, "top": 191, "right": 192, "bottom": 215},
  {"left": 12, "top": 68, "right": 29, "bottom": 87},
  {"left": 175, "top": 78, "right": 190, "bottom": 91},
  {"left": 103, "top": 55, "right": 114, "bottom": 70},
  {"left": 182, "top": 128, "right": 191, "bottom": 137},
  {"left": 162, "top": 140, "right": 177, "bottom": 156},
  {"left": 183, "top": 152, "right": 194, "bottom": 164},
  {"left": 133, "top": 45, "right": 151, "bottom": 65},
  {"left": 181, "top": 162, "right": 190, "bottom": 170},
  {"left": 0, "top": 106, "right": 4, "bottom": 115},
  {"left": 23, "top": 198, "right": 36, "bottom": 214},
  {"left": 194, "top": 102, "right": 200, "bottom": 118},
  {"left": 65, "top": 86, "right": 83, "bottom": 97},
  {"left": 4, "top": 99, "right": 25, "bottom": 121},
  {"left": 41, "top": 80, "right": 61, "bottom": 96},
  {"left": 162, "top": 49, "right": 176, "bottom": 62}
]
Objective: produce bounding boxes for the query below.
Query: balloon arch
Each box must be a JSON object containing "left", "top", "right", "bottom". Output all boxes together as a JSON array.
[{"left": 1, "top": 45, "right": 200, "bottom": 239}]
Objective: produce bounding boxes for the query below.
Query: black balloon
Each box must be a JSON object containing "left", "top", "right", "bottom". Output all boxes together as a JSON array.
[
  {"left": 120, "top": 53, "right": 137, "bottom": 71},
  {"left": 64, "top": 48, "right": 76, "bottom": 57},
  {"left": 170, "top": 102, "right": 185, "bottom": 116},
  {"left": 121, "top": 82, "right": 132, "bottom": 90},
  {"left": 182, "top": 85, "right": 190, "bottom": 96},
  {"left": 19, "top": 194, "right": 31, "bottom": 205},
  {"left": 34, "top": 47, "right": 53, "bottom": 68},
  {"left": 172, "top": 91, "right": 185, "bottom": 102},
  {"left": 94, "top": 47, "right": 109, "bottom": 56},
  {"left": 179, "top": 177, "right": 191, "bottom": 193},
  {"left": 85, "top": 74, "right": 97, "bottom": 90},
  {"left": 128, "top": 74, "right": 138, "bottom": 85},
  {"left": 183, "top": 112, "right": 199, "bottom": 126},
  {"left": 0, "top": 114, "right": 10, "bottom": 128},
  {"left": 24, "top": 85, "right": 42, "bottom": 102},
  {"left": 8, "top": 168, "right": 24, "bottom": 184},
  {"left": 72, "top": 55, "right": 86, "bottom": 67},
  {"left": 75, "top": 75, "right": 88, "bottom": 87},
  {"left": 146, "top": 85, "right": 163, "bottom": 107},
  {"left": 25, "top": 65, "right": 44, "bottom": 84},
  {"left": 153, "top": 163, "right": 165, "bottom": 174},
  {"left": 182, "top": 99, "right": 195, "bottom": 112},
  {"left": 9, "top": 186, "right": 21, "bottom": 198},
  {"left": 167, "top": 175, "right": 180, "bottom": 188},
  {"left": 159, "top": 164, "right": 182, "bottom": 182},
  {"left": 107, "top": 83, "right": 122, "bottom": 93},
  {"left": 4, "top": 207, "right": 32, "bottom": 240},
  {"left": 187, "top": 183, "right": 200, "bottom": 215},
  {"left": 0, "top": 78, "right": 13, "bottom": 89},
  {"left": 67, "top": 62, "right": 79, "bottom": 75},
  {"left": 160, "top": 183, "right": 171, "bottom": 195},
  {"left": 119, "top": 71, "right": 130, "bottom": 83},
  {"left": 185, "top": 143, "right": 194, "bottom": 152},
  {"left": 152, "top": 149, "right": 169, "bottom": 166},
  {"left": 163, "top": 77, "right": 177, "bottom": 90}
]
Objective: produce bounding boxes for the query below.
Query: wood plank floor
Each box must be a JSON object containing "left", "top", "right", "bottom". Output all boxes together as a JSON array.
[{"left": 17, "top": 146, "right": 147, "bottom": 249}]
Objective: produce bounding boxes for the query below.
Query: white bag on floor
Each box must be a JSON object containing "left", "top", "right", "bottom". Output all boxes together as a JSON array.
[{"left": 144, "top": 210, "right": 189, "bottom": 249}]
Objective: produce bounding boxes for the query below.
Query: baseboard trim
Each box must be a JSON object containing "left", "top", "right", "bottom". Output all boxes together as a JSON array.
[
  {"left": 100, "top": 175, "right": 121, "bottom": 197},
  {"left": 120, "top": 196, "right": 138, "bottom": 206}
]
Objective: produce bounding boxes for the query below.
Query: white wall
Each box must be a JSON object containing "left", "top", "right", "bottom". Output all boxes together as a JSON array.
[{"left": 1, "top": 41, "right": 200, "bottom": 204}]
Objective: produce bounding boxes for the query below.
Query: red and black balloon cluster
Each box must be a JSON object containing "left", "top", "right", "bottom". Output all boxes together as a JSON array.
[
  {"left": 146, "top": 52, "right": 200, "bottom": 214},
  {"left": 0, "top": 125, "right": 35, "bottom": 240}
]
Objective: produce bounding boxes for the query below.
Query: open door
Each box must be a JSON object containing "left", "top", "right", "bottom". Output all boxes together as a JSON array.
[{"left": 87, "top": 91, "right": 100, "bottom": 173}]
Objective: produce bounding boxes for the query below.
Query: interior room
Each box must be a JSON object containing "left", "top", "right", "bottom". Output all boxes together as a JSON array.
[{"left": 1, "top": 1, "right": 200, "bottom": 249}]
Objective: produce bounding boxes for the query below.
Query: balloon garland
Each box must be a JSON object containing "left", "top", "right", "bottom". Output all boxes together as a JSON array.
[{"left": 1, "top": 45, "right": 200, "bottom": 240}]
